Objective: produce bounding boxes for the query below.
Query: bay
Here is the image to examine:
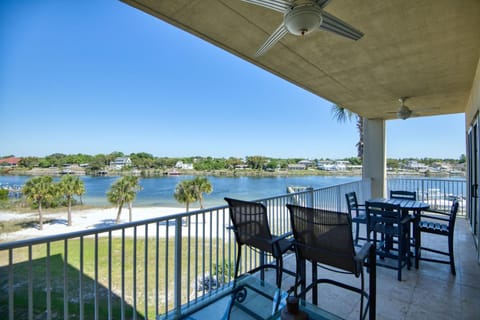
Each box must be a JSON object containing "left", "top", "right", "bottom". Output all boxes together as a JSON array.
[{"left": 0, "top": 175, "right": 361, "bottom": 208}]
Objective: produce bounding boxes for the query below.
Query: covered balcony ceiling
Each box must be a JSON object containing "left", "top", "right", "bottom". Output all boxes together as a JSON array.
[{"left": 121, "top": 0, "right": 480, "bottom": 120}]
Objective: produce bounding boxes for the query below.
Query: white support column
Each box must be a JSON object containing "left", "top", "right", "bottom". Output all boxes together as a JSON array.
[{"left": 362, "top": 118, "right": 386, "bottom": 198}]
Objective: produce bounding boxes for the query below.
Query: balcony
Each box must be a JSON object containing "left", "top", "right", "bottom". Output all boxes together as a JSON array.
[
  {"left": 0, "top": 178, "right": 478, "bottom": 319},
  {"left": 273, "top": 213, "right": 480, "bottom": 319}
]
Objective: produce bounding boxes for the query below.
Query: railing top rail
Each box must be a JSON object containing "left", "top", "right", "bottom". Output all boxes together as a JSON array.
[
  {"left": 388, "top": 177, "right": 466, "bottom": 182},
  {"left": 0, "top": 205, "right": 229, "bottom": 250},
  {"left": 252, "top": 179, "right": 366, "bottom": 203}
]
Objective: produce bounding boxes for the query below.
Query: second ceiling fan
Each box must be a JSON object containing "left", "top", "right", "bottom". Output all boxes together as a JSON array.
[{"left": 240, "top": 0, "right": 364, "bottom": 56}]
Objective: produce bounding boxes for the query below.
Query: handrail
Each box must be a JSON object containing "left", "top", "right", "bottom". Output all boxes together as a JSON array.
[
  {"left": 387, "top": 177, "right": 466, "bottom": 215},
  {"left": 0, "top": 177, "right": 466, "bottom": 319}
]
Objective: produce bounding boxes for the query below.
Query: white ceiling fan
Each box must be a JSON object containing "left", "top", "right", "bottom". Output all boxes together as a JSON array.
[
  {"left": 393, "top": 97, "right": 439, "bottom": 120},
  {"left": 239, "top": 0, "right": 364, "bottom": 56},
  {"left": 396, "top": 97, "right": 413, "bottom": 120}
]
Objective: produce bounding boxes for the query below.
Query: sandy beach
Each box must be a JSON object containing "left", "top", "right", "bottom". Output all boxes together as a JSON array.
[{"left": 0, "top": 206, "right": 203, "bottom": 243}]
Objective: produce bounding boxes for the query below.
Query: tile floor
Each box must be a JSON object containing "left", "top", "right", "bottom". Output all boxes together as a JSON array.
[{"left": 265, "top": 217, "right": 480, "bottom": 319}]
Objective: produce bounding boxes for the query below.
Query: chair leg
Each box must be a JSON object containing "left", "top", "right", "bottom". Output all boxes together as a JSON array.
[
  {"left": 234, "top": 246, "right": 242, "bottom": 283},
  {"left": 397, "top": 234, "right": 403, "bottom": 281},
  {"left": 406, "top": 226, "right": 412, "bottom": 270},
  {"left": 414, "top": 216, "right": 420, "bottom": 269},
  {"left": 417, "top": 227, "right": 422, "bottom": 269},
  {"left": 260, "top": 250, "right": 265, "bottom": 282},
  {"left": 397, "top": 225, "right": 408, "bottom": 281},
  {"left": 359, "top": 271, "right": 365, "bottom": 320},
  {"left": 291, "top": 256, "right": 300, "bottom": 296},
  {"left": 312, "top": 263, "right": 318, "bottom": 305},
  {"left": 296, "top": 259, "right": 306, "bottom": 300},
  {"left": 302, "top": 261, "right": 307, "bottom": 299},
  {"left": 368, "top": 245, "right": 376, "bottom": 320},
  {"left": 276, "top": 256, "right": 284, "bottom": 288},
  {"left": 355, "top": 222, "right": 360, "bottom": 245},
  {"left": 448, "top": 234, "right": 456, "bottom": 275}
]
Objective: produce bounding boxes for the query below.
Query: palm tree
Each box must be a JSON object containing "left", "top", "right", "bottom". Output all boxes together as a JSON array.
[
  {"left": 331, "top": 104, "right": 364, "bottom": 159},
  {"left": 192, "top": 176, "right": 213, "bottom": 209},
  {"left": 107, "top": 176, "right": 141, "bottom": 223},
  {"left": 22, "top": 176, "right": 56, "bottom": 230},
  {"left": 124, "top": 175, "right": 141, "bottom": 222},
  {"left": 58, "top": 175, "right": 85, "bottom": 226},
  {"left": 174, "top": 179, "right": 197, "bottom": 212}
]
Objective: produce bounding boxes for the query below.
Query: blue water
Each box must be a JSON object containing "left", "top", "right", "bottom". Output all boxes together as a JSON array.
[{"left": 0, "top": 175, "right": 360, "bottom": 208}]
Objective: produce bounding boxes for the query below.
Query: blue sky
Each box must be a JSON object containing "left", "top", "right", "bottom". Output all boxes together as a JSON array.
[{"left": 0, "top": 0, "right": 466, "bottom": 160}]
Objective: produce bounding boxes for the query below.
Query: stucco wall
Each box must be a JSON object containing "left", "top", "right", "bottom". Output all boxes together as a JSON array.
[{"left": 466, "top": 58, "right": 480, "bottom": 126}]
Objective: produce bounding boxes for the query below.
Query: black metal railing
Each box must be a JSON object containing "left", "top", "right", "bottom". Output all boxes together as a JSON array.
[
  {"left": 387, "top": 177, "right": 466, "bottom": 215},
  {"left": 0, "top": 177, "right": 466, "bottom": 319}
]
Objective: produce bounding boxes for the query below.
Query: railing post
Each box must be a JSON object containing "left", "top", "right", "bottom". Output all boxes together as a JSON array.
[
  {"left": 174, "top": 216, "right": 183, "bottom": 314},
  {"left": 307, "top": 187, "right": 314, "bottom": 207},
  {"left": 421, "top": 179, "right": 425, "bottom": 202},
  {"left": 336, "top": 186, "right": 343, "bottom": 212}
]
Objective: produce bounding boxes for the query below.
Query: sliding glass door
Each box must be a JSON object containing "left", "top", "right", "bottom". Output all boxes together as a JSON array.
[{"left": 467, "top": 117, "right": 479, "bottom": 260}]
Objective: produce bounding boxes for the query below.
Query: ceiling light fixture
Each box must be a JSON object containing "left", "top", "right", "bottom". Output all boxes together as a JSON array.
[{"left": 284, "top": 5, "right": 323, "bottom": 36}]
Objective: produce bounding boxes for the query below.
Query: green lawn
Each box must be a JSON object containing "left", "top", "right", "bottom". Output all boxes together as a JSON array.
[{"left": 0, "top": 236, "right": 236, "bottom": 319}]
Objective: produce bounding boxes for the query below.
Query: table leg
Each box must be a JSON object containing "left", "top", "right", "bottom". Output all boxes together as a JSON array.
[
  {"left": 312, "top": 262, "right": 318, "bottom": 305},
  {"left": 413, "top": 211, "right": 420, "bottom": 269}
]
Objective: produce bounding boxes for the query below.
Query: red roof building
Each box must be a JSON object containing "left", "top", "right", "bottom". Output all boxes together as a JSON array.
[{"left": 0, "top": 157, "right": 22, "bottom": 166}]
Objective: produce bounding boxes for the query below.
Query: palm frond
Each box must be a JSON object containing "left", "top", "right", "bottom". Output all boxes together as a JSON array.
[
  {"left": 331, "top": 104, "right": 364, "bottom": 159},
  {"left": 331, "top": 104, "right": 355, "bottom": 122}
]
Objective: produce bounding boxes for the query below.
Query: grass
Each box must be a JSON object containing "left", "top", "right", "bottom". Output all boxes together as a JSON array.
[{"left": 0, "top": 235, "right": 236, "bottom": 319}]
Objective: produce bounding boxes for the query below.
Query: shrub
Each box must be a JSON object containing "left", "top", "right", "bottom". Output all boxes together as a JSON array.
[{"left": 0, "top": 189, "right": 8, "bottom": 201}]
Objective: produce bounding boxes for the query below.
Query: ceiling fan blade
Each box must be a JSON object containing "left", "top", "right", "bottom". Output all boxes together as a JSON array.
[
  {"left": 319, "top": 11, "right": 364, "bottom": 40},
  {"left": 316, "top": 0, "right": 333, "bottom": 8},
  {"left": 255, "top": 22, "right": 288, "bottom": 56},
  {"left": 239, "top": 0, "right": 291, "bottom": 13}
]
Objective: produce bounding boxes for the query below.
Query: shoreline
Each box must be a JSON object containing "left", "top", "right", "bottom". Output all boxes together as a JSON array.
[
  {"left": 0, "top": 168, "right": 466, "bottom": 179},
  {"left": 3, "top": 166, "right": 364, "bottom": 177},
  {"left": 0, "top": 205, "right": 199, "bottom": 243},
  {"left": 2, "top": 166, "right": 464, "bottom": 178}
]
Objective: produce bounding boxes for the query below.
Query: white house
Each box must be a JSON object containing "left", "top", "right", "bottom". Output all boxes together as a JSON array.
[
  {"left": 110, "top": 157, "right": 132, "bottom": 170},
  {"left": 298, "top": 160, "right": 315, "bottom": 168},
  {"left": 317, "top": 160, "right": 347, "bottom": 171},
  {"left": 175, "top": 161, "right": 194, "bottom": 170}
]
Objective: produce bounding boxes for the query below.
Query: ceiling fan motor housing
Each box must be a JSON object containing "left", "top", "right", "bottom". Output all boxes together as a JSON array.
[
  {"left": 397, "top": 105, "right": 412, "bottom": 120},
  {"left": 284, "top": 5, "right": 323, "bottom": 36}
]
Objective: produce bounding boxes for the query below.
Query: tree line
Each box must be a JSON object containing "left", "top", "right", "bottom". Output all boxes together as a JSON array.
[
  {"left": 1, "top": 152, "right": 360, "bottom": 172},
  {"left": 18, "top": 175, "right": 213, "bottom": 230},
  {"left": 1, "top": 152, "right": 466, "bottom": 175}
]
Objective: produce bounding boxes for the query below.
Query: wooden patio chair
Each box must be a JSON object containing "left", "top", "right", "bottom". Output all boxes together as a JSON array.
[
  {"left": 390, "top": 190, "right": 417, "bottom": 201},
  {"left": 345, "top": 191, "right": 367, "bottom": 245},
  {"left": 418, "top": 199, "right": 459, "bottom": 275},
  {"left": 366, "top": 201, "right": 411, "bottom": 281},
  {"left": 286, "top": 204, "right": 376, "bottom": 320},
  {"left": 390, "top": 190, "right": 418, "bottom": 263}
]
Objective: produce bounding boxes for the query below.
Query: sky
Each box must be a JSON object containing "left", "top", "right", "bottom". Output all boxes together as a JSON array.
[{"left": 0, "top": 0, "right": 466, "bottom": 160}]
